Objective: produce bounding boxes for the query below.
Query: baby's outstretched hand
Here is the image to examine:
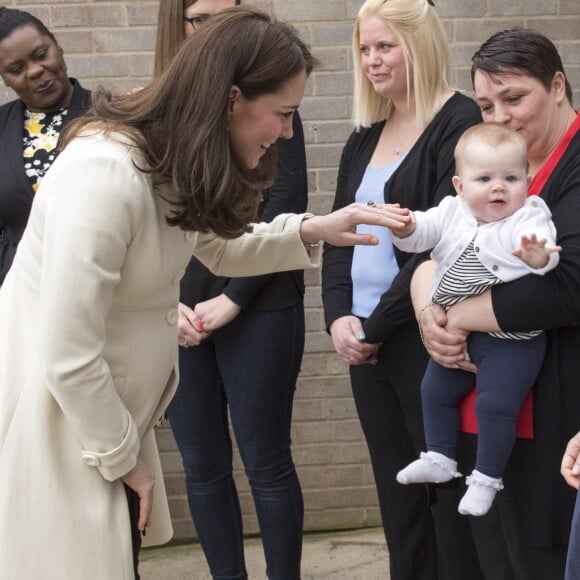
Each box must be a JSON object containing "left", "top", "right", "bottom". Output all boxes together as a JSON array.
[
  {"left": 512, "top": 233, "right": 561, "bottom": 269},
  {"left": 381, "top": 204, "right": 415, "bottom": 237}
]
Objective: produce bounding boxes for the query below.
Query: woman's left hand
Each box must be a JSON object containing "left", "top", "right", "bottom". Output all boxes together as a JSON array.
[
  {"left": 420, "top": 304, "right": 476, "bottom": 372},
  {"left": 562, "top": 431, "right": 580, "bottom": 489},
  {"left": 121, "top": 458, "right": 155, "bottom": 533},
  {"left": 300, "top": 202, "right": 412, "bottom": 247},
  {"left": 177, "top": 302, "right": 207, "bottom": 347}
]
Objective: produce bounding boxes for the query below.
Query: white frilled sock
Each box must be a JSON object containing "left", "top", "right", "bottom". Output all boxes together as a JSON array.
[
  {"left": 458, "top": 470, "right": 503, "bottom": 516},
  {"left": 396, "top": 451, "right": 461, "bottom": 484}
]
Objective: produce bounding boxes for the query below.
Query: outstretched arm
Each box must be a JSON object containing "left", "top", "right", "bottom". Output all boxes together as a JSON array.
[
  {"left": 192, "top": 204, "right": 414, "bottom": 278},
  {"left": 299, "top": 202, "right": 412, "bottom": 246}
]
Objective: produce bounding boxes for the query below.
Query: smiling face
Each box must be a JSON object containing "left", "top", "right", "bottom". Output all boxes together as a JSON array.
[
  {"left": 473, "top": 70, "right": 567, "bottom": 164},
  {"left": 183, "top": 0, "right": 237, "bottom": 37},
  {"left": 0, "top": 24, "right": 72, "bottom": 113},
  {"left": 358, "top": 15, "right": 409, "bottom": 101},
  {"left": 453, "top": 137, "right": 529, "bottom": 225},
  {"left": 228, "top": 70, "right": 306, "bottom": 169}
]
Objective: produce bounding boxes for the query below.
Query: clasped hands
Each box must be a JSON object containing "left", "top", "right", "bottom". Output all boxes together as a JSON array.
[
  {"left": 329, "top": 315, "right": 380, "bottom": 366},
  {"left": 178, "top": 294, "right": 241, "bottom": 347}
]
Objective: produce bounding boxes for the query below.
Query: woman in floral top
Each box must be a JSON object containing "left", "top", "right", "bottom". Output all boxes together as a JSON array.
[{"left": 0, "top": 7, "right": 91, "bottom": 285}]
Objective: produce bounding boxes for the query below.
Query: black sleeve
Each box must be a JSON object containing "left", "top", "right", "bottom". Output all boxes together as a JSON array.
[
  {"left": 363, "top": 97, "right": 482, "bottom": 343},
  {"left": 223, "top": 112, "right": 308, "bottom": 309},
  {"left": 321, "top": 130, "right": 360, "bottom": 330},
  {"left": 492, "top": 153, "right": 580, "bottom": 332}
]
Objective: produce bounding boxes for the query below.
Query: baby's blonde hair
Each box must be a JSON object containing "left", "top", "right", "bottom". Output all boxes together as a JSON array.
[{"left": 454, "top": 122, "right": 528, "bottom": 174}]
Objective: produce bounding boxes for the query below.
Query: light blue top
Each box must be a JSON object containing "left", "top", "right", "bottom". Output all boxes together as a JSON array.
[{"left": 351, "top": 155, "right": 406, "bottom": 318}]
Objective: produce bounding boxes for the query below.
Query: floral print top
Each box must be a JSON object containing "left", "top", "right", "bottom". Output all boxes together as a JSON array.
[{"left": 23, "top": 108, "right": 69, "bottom": 192}]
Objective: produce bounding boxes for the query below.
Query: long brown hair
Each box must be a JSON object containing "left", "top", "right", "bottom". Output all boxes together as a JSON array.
[
  {"left": 153, "top": 0, "right": 241, "bottom": 79},
  {"left": 63, "top": 7, "right": 316, "bottom": 238}
]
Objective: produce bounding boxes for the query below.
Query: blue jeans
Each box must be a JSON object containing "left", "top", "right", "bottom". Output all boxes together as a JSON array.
[
  {"left": 567, "top": 490, "right": 580, "bottom": 580},
  {"left": 168, "top": 304, "right": 305, "bottom": 580}
]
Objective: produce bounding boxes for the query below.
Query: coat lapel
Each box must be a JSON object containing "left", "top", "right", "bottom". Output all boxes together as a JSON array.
[{"left": 1, "top": 100, "right": 35, "bottom": 201}]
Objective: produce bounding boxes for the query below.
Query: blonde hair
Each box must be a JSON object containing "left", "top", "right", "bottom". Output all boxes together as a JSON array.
[
  {"left": 454, "top": 122, "right": 528, "bottom": 174},
  {"left": 352, "top": 0, "right": 451, "bottom": 129}
]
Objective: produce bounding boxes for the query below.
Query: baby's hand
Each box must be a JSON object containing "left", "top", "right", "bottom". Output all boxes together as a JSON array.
[
  {"left": 381, "top": 204, "right": 415, "bottom": 237},
  {"left": 513, "top": 233, "right": 561, "bottom": 269}
]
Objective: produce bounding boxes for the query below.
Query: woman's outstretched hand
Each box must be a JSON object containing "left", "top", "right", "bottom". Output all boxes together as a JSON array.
[{"left": 300, "top": 202, "right": 412, "bottom": 247}]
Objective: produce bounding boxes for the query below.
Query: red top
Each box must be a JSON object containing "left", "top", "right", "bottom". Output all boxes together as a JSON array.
[{"left": 460, "top": 112, "right": 580, "bottom": 438}]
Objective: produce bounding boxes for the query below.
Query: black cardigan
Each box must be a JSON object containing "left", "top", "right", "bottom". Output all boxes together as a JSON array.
[
  {"left": 0, "top": 79, "right": 91, "bottom": 284},
  {"left": 322, "top": 93, "right": 482, "bottom": 341},
  {"left": 491, "top": 130, "right": 580, "bottom": 546},
  {"left": 180, "top": 112, "right": 307, "bottom": 311}
]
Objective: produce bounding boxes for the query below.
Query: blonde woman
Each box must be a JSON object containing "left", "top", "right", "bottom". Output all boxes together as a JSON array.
[{"left": 321, "top": 1, "right": 482, "bottom": 578}]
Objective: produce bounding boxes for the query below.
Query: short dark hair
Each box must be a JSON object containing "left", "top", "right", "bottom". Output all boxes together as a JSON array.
[
  {"left": 0, "top": 7, "right": 57, "bottom": 45},
  {"left": 471, "top": 27, "right": 572, "bottom": 104}
]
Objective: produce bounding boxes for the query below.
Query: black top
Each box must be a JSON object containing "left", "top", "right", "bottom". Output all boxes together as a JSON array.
[
  {"left": 322, "top": 93, "right": 482, "bottom": 342},
  {"left": 0, "top": 78, "right": 92, "bottom": 284},
  {"left": 180, "top": 112, "right": 308, "bottom": 311},
  {"left": 491, "top": 130, "right": 580, "bottom": 546}
]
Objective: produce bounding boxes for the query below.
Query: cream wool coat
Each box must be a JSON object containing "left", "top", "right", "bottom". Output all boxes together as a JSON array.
[{"left": 0, "top": 132, "right": 319, "bottom": 580}]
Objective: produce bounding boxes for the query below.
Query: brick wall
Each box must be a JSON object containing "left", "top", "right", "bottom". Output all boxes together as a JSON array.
[{"left": 3, "top": 1, "right": 578, "bottom": 540}]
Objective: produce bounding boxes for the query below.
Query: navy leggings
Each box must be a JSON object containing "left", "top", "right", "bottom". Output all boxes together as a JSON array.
[{"left": 422, "top": 332, "right": 546, "bottom": 477}]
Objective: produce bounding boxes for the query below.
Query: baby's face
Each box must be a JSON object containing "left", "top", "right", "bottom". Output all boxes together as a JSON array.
[{"left": 453, "top": 139, "right": 529, "bottom": 225}]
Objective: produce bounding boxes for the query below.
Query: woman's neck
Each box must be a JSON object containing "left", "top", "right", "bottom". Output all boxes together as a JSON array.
[
  {"left": 389, "top": 90, "right": 416, "bottom": 121},
  {"left": 529, "top": 105, "right": 576, "bottom": 175},
  {"left": 389, "top": 87, "right": 454, "bottom": 127}
]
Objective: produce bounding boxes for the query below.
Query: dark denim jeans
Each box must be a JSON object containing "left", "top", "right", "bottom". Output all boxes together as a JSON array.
[
  {"left": 168, "top": 304, "right": 305, "bottom": 580},
  {"left": 566, "top": 491, "right": 580, "bottom": 580}
]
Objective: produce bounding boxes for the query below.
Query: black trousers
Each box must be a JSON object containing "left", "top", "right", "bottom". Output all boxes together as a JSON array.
[
  {"left": 124, "top": 484, "right": 142, "bottom": 580},
  {"left": 350, "top": 321, "right": 484, "bottom": 580},
  {"left": 456, "top": 434, "right": 567, "bottom": 580}
]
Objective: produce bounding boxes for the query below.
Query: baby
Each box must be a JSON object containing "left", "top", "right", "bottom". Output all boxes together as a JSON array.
[{"left": 389, "top": 123, "right": 560, "bottom": 516}]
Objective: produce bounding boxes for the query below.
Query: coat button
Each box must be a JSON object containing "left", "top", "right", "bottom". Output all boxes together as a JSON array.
[
  {"left": 172, "top": 268, "right": 186, "bottom": 285},
  {"left": 475, "top": 246, "right": 480, "bottom": 252},
  {"left": 82, "top": 454, "right": 101, "bottom": 467},
  {"left": 166, "top": 307, "right": 179, "bottom": 325},
  {"left": 492, "top": 265, "right": 499, "bottom": 271}
]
